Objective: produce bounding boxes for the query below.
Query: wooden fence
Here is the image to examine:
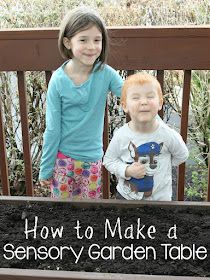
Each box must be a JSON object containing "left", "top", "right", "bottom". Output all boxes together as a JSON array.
[{"left": 0, "top": 26, "right": 210, "bottom": 200}]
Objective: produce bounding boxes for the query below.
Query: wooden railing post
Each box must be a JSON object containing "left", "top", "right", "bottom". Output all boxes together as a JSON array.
[
  {"left": 0, "top": 91, "right": 10, "bottom": 195},
  {"left": 177, "top": 70, "right": 191, "bottom": 201},
  {"left": 126, "top": 70, "right": 135, "bottom": 123},
  {"left": 157, "top": 70, "right": 164, "bottom": 119},
  {"left": 207, "top": 150, "right": 210, "bottom": 202},
  {"left": 102, "top": 101, "right": 110, "bottom": 199},
  {"left": 17, "top": 71, "right": 34, "bottom": 196}
]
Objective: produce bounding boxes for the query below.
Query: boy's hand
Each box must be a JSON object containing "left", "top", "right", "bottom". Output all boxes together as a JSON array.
[
  {"left": 125, "top": 162, "right": 146, "bottom": 179},
  {"left": 39, "top": 177, "right": 53, "bottom": 187}
]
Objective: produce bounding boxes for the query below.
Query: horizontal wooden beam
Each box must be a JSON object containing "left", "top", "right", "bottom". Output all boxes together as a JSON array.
[
  {"left": 1, "top": 196, "right": 210, "bottom": 209},
  {"left": 0, "top": 268, "right": 209, "bottom": 280},
  {"left": 0, "top": 26, "right": 210, "bottom": 71}
]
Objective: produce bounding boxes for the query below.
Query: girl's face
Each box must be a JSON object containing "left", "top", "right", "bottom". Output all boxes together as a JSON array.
[
  {"left": 63, "top": 25, "right": 102, "bottom": 67},
  {"left": 122, "top": 82, "right": 163, "bottom": 125}
]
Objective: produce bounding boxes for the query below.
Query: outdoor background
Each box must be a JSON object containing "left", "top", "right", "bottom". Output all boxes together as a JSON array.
[{"left": 0, "top": 0, "right": 209, "bottom": 200}]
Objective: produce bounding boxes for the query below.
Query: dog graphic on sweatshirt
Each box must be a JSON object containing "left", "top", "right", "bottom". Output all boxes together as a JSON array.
[{"left": 126, "top": 141, "right": 163, "bottom": 197}]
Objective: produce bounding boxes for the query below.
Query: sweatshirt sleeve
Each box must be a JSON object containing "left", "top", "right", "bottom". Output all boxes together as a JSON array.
[
  {"left": 39, "top": 78, "right": 61, "bottom": 180},
  {"left": 169, "top": 129, "right": 189, "bottom": 166},
  {"left": 107, "top": 66, "right": 124, "bottom": 98},
  {"left": 103, "top": 131, "right": 130, "bottom": 180}
]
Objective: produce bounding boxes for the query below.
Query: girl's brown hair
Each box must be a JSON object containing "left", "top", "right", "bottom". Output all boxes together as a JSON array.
[{"left": 58, "top": 6, "right": 109, "bottom": 72}]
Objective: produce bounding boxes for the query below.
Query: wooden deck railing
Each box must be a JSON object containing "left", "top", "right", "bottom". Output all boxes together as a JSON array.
[{"left": 0, "top": 26, "right": 210, "bottom": 201}]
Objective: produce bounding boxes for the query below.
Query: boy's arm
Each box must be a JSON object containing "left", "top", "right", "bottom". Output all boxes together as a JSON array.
[{"left": 170, "top": 130, "right": 189, "bottom": 166}]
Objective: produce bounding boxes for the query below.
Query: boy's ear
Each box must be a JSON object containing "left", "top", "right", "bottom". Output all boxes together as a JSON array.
[
  {"left": 121, "top": 101, "right": 129, "bottom": 114},
  {"left": 158, "top": 98, "right": 163, "bottom": 111},
  {"left": 63, "top": 37, "right": 71, "bottom": 50}
]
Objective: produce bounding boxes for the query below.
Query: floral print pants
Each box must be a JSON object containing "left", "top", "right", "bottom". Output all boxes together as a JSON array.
[{"left": 51, "top": 154, "right": 102, "bottom": 199}]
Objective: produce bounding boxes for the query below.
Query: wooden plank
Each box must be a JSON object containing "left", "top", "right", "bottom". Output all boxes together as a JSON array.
[
  {"left": 0, "top": 26, "right": 210, "bottom": 71},
  {"left": 45, "top": 71, "right": 53, "bottom": 87},
  {"left": 0, "top": 39, "right": 63, "bottom": 71},
  {"left": 157, "top": 70, "right": 164, "bottom": 119},
  {"left": 1, "top": 26, "right": 210, "bottom": 40},
  {"left": 102, "top": 101, "right": 110, "bottom": 199},
  {"left": 108, "top": 25, "right": 210, "bottom": 37},
  {"left": 1, "top": 196, "right": 210, "bottom": 210},
  {"left": 108, "top": 37, "right": 210, "bottom": 70},
  {"left": 0, "top": 268, "right": 209, "bottom": 280},
  {"left": 125, "top": 70, "right": 134, "bottom": 123},
  {"left": 0, "top": 28, "right": 59, "bottom": 39},
  {"left": 207, "top": 151, "right": 210, "bottom": 202},
  {"left": 17, "top": 71, "right": 33, "bottom": 196},
  {"left": 0, "top": 91, "right": 10, "bottom": 195},
  {"left": 177, "top": 70, "right": 191, "bottom": 201},
  {"left": 179, "top": 70, "right": 191, "bottom": 143}
]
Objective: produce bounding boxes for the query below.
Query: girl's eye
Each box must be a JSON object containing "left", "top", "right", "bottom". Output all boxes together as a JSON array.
[{"left": 147, "top": 95, "right": 154, "bottom": 99}]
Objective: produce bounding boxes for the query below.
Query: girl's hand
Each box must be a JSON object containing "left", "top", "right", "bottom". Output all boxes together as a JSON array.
[
  {"left": 39, "top": 177, "right": 53, "bottom": 187},
  {"left": 125, "top": 162, "right": 146, "bottom": 179}
]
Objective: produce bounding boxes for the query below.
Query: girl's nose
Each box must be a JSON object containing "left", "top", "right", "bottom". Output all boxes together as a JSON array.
[{"left": 87, "top": 41, "right": 95, "bottom": 49}]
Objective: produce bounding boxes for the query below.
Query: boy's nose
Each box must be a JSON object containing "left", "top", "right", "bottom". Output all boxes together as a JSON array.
[{"left": 140, "top": 98, "right": 148, "bottom": 104}]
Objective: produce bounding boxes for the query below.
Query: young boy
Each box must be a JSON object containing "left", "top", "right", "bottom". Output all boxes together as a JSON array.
[{"left": 103, "top": 72, "right": 189, "bottom": 201}]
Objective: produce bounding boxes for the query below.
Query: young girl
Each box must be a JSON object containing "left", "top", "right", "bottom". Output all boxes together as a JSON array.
[{"left": 39, "top": 6, "right": 123, "bottom": 199}]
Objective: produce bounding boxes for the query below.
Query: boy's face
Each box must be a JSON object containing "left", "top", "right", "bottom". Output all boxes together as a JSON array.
[{"left": 122, "top": 82, "right": 163, "bottom": 124}]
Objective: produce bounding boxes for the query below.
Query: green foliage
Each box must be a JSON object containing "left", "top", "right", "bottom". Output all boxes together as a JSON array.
[
  {"left": 184, "top": 146, "right": 208, "bottom": 200},
  {"left": 190, "top": 71, "right": 210, "bottom": 166},
  {"left": 185, "top": 166, "right": 208, "bottom": 201},
  {"left": 0, "top": 0, "right": 209, "bottom": 28}
]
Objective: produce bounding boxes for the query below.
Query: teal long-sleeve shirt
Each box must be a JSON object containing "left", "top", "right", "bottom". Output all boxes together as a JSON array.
[{"left": 39, "top": 61, "right": 123, "bottom": 180}]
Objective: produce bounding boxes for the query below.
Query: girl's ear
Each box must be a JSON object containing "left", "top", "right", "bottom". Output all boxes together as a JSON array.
[{"left": 63, "top": 37, "right": 71, "bottom": 50}]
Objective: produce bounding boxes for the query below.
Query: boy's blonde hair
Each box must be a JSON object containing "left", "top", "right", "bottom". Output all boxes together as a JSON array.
[
  {"left": 121, "top": 72, "right": 163, "bottom": 105},
  {"left": 58, "top": 6, "right": 109, "bottom": 71}
]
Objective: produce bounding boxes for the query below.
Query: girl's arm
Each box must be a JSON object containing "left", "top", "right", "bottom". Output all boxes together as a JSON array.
[
  {"left": 39, "top": 177, "right": 53, "bottom": 187},
  {"left": 39, "top": 78, "right": 61, "bottom": 180},
  {"left": 107, "top": 65, "right": 124, "bottom": 98}
]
